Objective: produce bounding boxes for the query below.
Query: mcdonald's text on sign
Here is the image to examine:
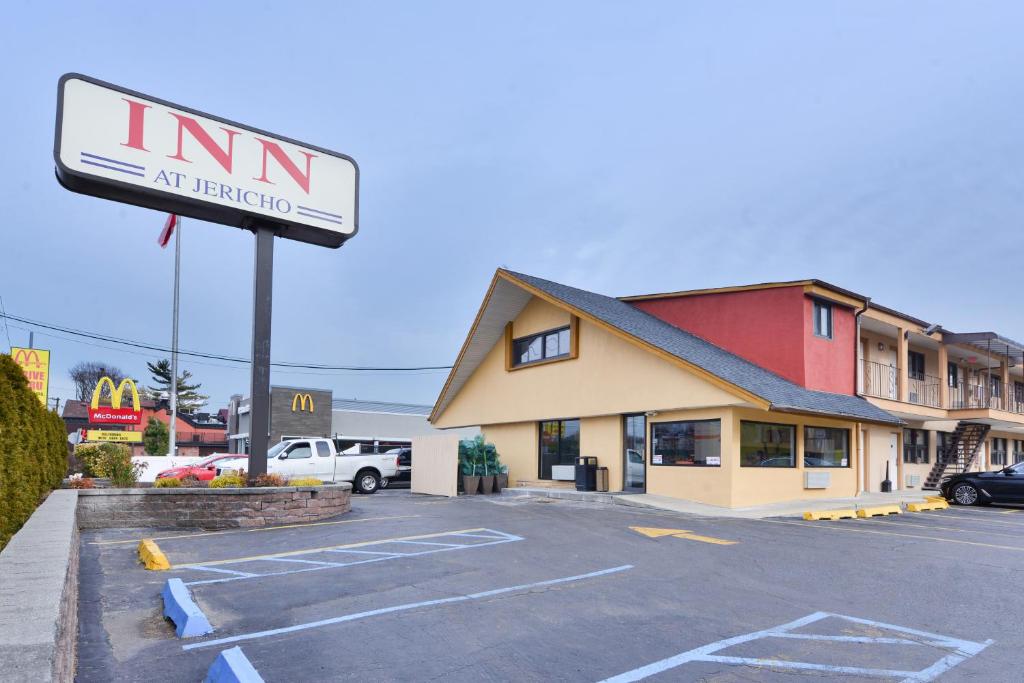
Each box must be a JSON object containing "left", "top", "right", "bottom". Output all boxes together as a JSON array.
[
  {"left": 11, "top": 347, "right": 50, "bottom": 405},
  {"left": 291, "top": 392, "right": 315, "bottom": 412},
  {"left": 83, "top": 430, "right": 143, "bottom": 444},
  {"left": 90, "top": 377, "right": 143, "bottom": 424},
  {"left": 54, "top": 74, "right": 359, "bottom": 249}
]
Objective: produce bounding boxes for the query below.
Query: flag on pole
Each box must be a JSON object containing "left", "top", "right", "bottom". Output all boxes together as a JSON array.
[{"left": 158, "top": 214, "right": 178, "bottom": 248}]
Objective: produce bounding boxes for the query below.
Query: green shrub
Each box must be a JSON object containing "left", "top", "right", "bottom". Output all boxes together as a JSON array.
[
  {"left": 0, "top": 354, "right": 68, "bottom": 550},
  {"left": 80, "top": 443, "right": 145, "bottom": 487},
  {"left": 154, "top": 477, "right": 182, "bottom": 488},
  {"left": 209, "top": 474, "right": 246, "bottom": 488},
  {"left": 288, "top": 477, "right": 323, "bottom": 487}
]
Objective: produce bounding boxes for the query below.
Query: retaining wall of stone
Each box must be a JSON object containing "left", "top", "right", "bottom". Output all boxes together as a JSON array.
[
  {"left": 76, "top": 484, "right": 352, "bottom": 529},
  {"left": 0, "top": 490, "right": 79, "bottom": 682}
]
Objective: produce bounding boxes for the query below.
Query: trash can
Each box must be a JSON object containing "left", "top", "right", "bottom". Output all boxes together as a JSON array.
[
  {"left": 575, "top": 456, "right": 598, "bottom": 492},
  {"left": 596, "top": 467, "right": 609, "bottom": 493}
]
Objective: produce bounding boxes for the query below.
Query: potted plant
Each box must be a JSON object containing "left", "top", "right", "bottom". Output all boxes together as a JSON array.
[
  {"left": 459, "top": 439, "right": 480, "bottom": 495},
  {"left": 495, "top": 464, "right": 509, "bottom": 492},
  {"left": 479, "top": 438, "right": 496, "bottom": 494}
]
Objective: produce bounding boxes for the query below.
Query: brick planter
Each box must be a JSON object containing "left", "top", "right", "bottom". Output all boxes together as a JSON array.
[{"left": 76, "top": 484, "right": 352, "bottom": 530}]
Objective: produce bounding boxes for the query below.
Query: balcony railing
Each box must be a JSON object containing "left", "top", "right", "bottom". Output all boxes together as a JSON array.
[
  {"left": 861, "top": 359, "right": 898, "bottom": 400},
  {"left": 948, "top": 379, "right": 1024, "bottom": 414},
  {"left": 908, "top": 374, "right": 941, "bottom": 408}
]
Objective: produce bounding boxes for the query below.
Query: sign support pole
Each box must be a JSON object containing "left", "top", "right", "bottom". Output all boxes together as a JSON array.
[
  {"left": 247, "top": 224, "right": 275, "bottom": 479},
  {"left": 168, "top": 218, "right": 181, "bottom": 457}
]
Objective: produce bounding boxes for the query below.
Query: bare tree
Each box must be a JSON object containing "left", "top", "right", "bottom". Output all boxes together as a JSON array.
[{"left": 68, "top": 361, "right": 128, "bottom": 401}]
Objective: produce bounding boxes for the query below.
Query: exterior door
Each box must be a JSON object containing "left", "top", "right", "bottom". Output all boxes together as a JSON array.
[
  {"left": 623, "top": 414, "right": 646, "bottom": 492},
  {"left": 886, "top": 433, "right": 899, "bottom": 491}
]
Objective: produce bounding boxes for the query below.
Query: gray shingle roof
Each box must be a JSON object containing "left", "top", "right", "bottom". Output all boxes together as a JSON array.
[{"left": 506, "top": 270, "right": 901, "bottom": 425}]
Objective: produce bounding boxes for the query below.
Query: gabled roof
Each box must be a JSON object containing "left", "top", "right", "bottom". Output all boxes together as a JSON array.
[{"left": 431, "top": 269, "right": 901, "bottom": 426}]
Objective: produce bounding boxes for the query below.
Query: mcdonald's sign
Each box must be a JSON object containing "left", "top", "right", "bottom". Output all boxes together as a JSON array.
[
  {"left": 89, "top": 376, "right": 142, "bottom": 424},
  {"left": 291, "top": 393, "right": 315, "bottom": 413},
  {"left": 11, "top": 347, "right": 50, "bottom": 405}
]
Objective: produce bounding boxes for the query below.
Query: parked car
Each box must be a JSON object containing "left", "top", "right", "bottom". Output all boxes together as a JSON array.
[
  {"left": 215, "top": 456, "right": 249, "bottom": 476},
  {"left": 940, "top": 462, "right": 1024, "bottom": 505},
  {"left": 155, "top": 453, "right": 243, "bottom": 481},
  {"left": 380, "top": 447, "right": 412, "bottom": 488},
  {"left": 217, "top": 438, "right": 400, "bottom": 494}
]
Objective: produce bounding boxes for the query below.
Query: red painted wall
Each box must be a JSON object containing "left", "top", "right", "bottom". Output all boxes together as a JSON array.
[
  {"left": 630, "top": 286, "right": 856, "bottom": 395},
  {"left": 803, "top": 296, "right": 855, "bottom": 395},
  {"left": 631, "top": 287, "right": 808, "bottom": 387}
]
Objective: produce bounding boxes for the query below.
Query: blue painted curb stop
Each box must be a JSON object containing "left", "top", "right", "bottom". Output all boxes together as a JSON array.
[
  {"left": 162, "top": 577, "right": 213, "bottom": 638},
  {"left": 205, "top": 646, "right": 265, "bottom": 683}
]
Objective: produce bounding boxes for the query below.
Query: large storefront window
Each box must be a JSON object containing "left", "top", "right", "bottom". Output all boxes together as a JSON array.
[
  {"left": 804, "top": 427, "right": 849, "bottom": 468},
  {"left": 903, "top": 429, "right": 929, "bottom": 464},
  {"left": 740, "top": 422, "right": 795, "bottom": 467},
  {"left": 539, "top": 419, "right": 579, "bottom": 479},
  {"left": 651, "top": 420, "right": 721, "bottom": 467}
]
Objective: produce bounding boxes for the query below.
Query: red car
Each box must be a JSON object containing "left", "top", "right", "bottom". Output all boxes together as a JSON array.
[{"left": 155, "top": 454, "right": 247, "bottom": 481}]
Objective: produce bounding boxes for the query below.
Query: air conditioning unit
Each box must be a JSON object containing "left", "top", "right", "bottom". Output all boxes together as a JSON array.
[
  {"left": 905, "top": 474, "right": 921, "bottom": 488},
  {"left": 804, "top": 472, "right": 830, "bottom": 489},
  {"left": 550, "top": 465, "right": 576, "bottom": 481}
]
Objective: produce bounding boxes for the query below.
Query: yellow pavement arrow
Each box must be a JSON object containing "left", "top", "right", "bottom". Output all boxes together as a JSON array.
[
  {"left": 630, "top": 526, "right": 691, "bottom": 538},
  {"left": 629, "top": 526, "right": 737, "bottom": 546}
]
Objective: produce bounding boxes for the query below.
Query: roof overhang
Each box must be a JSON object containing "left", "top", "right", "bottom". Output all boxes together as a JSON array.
[{"left": 430, "top": 270, "right": 771, "bottom": 423}]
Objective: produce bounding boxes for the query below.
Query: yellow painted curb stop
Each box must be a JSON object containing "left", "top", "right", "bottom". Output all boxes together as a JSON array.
[
  {"left": 907, "top": 500, "right": 950, "bottom": 512},
  {"left": 802, "top": 509, "right": 857, "bottom": 521},
  {"left": 138, "top": 539, "right": 170, "bottom": 570},
  {"left": 925, "top": 495, "right": 946, "bottom": 503},
  {"left": 856, "top": 505, "right": 902, "bottom": 518}
]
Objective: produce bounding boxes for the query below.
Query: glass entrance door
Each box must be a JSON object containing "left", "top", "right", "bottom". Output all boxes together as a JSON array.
[{"left": 623, "top": 414, "right": 646, "bottom": 492}]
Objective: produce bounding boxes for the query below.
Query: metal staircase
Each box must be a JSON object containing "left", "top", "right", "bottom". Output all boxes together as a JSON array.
[{"left": 923, "top": 422, "right": 990, "bottom": 490}]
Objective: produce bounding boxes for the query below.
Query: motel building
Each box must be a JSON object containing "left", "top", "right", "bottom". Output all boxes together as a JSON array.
[{"left": 429, "top": 270, "right": 1024, "bottom": 508}]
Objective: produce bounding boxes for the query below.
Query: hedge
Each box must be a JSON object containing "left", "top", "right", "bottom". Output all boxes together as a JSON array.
[{"left": 0, "top": 353, "right": 67, "bottom": 550}]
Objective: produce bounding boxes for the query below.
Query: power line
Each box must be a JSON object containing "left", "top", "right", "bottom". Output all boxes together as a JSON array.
[
  {"left": 0, "top": 312, "right": 453, "bottom": 372},
  {"left": 0, "top": 296, "right": 13, "bottom": 349}
]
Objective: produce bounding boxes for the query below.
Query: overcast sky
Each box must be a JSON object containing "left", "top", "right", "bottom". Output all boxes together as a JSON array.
[{"left": 3, "top": 2, "right": 1024, "bottom": 412}]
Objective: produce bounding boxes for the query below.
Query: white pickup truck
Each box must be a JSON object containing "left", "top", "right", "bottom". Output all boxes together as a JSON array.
[{"left": 218, "top": 438, "right": 400, "bottom": 494}]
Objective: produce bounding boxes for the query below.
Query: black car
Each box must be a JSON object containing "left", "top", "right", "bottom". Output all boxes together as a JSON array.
[
  {"left": 379, "top": 447, "right": 412, "bottom": 488},
  {"left": 940, "top": 462, "right": 1024, "bottom": 505}
]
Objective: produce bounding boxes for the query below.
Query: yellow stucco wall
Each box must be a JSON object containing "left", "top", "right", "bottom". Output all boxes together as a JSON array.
[
  {"left": 481, "top": 422, "right": 538, "bottom": 487},
  {"left": 645, "top": 407, "right": 735, "bottom": 507},
  {"left": 435, "top": 296, "right": 748, "bottom": 429},
  {"left": 728, "top": 408, "right": 859, "bottom": 506}
]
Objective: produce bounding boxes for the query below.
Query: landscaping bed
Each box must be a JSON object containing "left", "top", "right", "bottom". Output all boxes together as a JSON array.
[{"left": 76, "top": 483, "right": 352, "bottom": 529}]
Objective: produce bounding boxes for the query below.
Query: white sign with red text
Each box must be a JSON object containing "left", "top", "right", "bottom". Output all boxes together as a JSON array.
[{"left": 55, "top": 74, "right": 358, "bottom": 248}]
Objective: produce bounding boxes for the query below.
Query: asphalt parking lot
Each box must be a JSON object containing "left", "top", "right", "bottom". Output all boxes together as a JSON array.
[{"left": 77, "top": 491, "right": 1024, "bottom": 682}]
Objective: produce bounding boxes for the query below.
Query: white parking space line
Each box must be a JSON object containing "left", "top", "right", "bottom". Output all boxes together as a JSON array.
[
  {"left": 598, "top": 612, "right": 992, "bottom": 683},
  {"left": 865, "top": 518, "right": 1024, "bottom": 539},
  {"left": 186, "top": 566, "right": 258, "bottom": 578},
  {"left": 259, "top": 558, "right": 347, "bottom": 567},
  {"left": 174, "top": 528, "right": 525, "bottom": 586},
  {"left": 182, "top": 564, "right": 634, "bottom": 651}
]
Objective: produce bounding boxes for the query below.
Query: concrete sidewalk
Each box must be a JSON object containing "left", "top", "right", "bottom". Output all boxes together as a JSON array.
[{"left": 501, "top": 487, "right": 938, "bottom": 519}]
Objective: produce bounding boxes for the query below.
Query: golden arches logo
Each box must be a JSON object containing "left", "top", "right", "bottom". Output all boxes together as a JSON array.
[
  {"left": 291, "top": 393, "right": 315, "bottom": 412},
  {"left": 13, "top": 349, "right": 42, "bottom": 366},
  {"left": 90, "top": 376, "right": 141, "bottom": 411}
]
